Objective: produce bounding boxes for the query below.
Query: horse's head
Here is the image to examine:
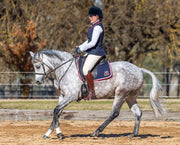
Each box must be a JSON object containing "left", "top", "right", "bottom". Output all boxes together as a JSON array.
[
  {"left": 30, "top": 51, "right": 51, "bottom": 84},
  {"left": 30, "top": 50, "right": 73, "bottom": 85}
]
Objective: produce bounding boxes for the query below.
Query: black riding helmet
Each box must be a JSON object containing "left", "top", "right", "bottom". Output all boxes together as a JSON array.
[{"left": 88, "top": 6, "right": 103, "bottom": 19}]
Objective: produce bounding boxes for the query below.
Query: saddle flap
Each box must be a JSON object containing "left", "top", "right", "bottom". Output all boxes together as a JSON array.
[{"left": 77, "top": 56, "right": 113, "bottom": 81}]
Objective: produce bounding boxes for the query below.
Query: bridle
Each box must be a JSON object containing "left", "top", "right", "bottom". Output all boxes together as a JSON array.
[{"left": 32, "top": 55, "right": 75, "bottom": 83}]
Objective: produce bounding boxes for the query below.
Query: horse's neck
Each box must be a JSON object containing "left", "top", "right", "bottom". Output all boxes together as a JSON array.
[
  {"left": 44, "top": 51, "right": 72, "bottom": 69},
  {"left": 44, "top": 51, "right": 74, "bottom": 82}
]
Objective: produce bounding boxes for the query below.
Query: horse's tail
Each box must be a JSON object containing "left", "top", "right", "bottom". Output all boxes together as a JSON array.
[{"left": 141, "top": 68, "right": 166, "bottom": 117}]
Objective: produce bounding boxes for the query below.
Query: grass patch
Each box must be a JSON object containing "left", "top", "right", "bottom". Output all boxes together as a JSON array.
[
  {"left": 0, "top": 99, "right": 179, "bottom": 111},
  {"left": 0, "top": 100, "right": 57, "bottom": 110}
]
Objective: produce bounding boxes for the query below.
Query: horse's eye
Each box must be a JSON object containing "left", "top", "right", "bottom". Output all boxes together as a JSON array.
[{"left": 36, "top": 65, "right": 41, "bottom": 69}]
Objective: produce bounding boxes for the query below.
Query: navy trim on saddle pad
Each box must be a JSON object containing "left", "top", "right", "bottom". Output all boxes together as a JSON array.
[{"left": 76, "top": 56, "right": 113, "bottom": 82}]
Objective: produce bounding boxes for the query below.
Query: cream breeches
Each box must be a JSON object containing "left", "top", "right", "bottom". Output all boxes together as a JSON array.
[{"left": 83, "top": 54, "right": 102, "bottom": 76}]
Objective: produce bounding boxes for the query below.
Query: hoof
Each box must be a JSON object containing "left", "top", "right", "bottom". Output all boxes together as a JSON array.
[
  {"left": 127, "top": 133, "right": 137, "bottom": 138},
  {"left": 57, "top": 133, "right": 61, "bottom": 138},
  {"left": 92, "top": 130, "right": 99, "bottom": 137},
  {"left": 43, "top": 135, "right": 49, "bottom": 139}
]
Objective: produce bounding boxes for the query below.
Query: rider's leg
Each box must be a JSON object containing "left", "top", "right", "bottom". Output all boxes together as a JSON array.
[
  {"left": 84, "top": 71, "right": 95, "bottom": 100},
  {"left": 83, "top": 54, "right": 102, "bottom": 100}
]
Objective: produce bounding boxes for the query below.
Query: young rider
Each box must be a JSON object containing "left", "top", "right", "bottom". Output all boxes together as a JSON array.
[{"left": 74, "top": 6, "right": 107, "bottom": 100}]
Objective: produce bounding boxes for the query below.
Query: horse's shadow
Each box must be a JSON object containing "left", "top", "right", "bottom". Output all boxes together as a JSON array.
[
  {"left": 59, "top": 133, "right": 172, "bottom": 140},
  {"left": 97, "top": 133, "right": 159, "bottom": 138}
]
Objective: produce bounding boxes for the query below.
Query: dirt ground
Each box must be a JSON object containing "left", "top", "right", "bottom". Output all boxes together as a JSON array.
[{"left": 0, "top": 120, "right": 180, "bottom": 145}]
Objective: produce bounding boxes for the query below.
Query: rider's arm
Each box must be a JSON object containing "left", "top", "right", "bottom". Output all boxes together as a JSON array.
[
  {"left": 78, "top": 40, "right": 88, "bottom": 49},
  {"left": 79, "top": 25, "right": 103, "bottom": 52}
]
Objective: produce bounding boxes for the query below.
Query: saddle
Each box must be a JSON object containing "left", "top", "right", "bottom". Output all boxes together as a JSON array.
[
  {"left": 77, "top": 55, "right": 113, "bottom": 82},
  {"left": 76, "top": 55, "right": 113, "bottom": 100}
]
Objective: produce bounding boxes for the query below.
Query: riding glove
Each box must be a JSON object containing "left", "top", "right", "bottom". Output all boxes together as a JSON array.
[{"left": 74, "top": 47, "right": 82, "bottom": 55}]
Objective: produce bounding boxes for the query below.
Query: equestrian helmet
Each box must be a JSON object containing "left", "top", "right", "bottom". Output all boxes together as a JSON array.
[{"left": 88, "top": 6, "right": 103, "bottom": 18}]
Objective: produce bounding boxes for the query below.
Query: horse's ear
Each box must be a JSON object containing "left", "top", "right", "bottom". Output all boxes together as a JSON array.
[{"left": 29, "top": 51, "right": 34, "bottom": 57}]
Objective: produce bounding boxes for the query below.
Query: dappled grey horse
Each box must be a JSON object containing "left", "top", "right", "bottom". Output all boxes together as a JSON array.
[{"left": 30, "top": 50, "right": 166, "bottom": 139}]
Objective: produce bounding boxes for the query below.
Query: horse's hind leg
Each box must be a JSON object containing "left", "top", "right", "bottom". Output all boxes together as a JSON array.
[
  {"left": 92, "top": 97, "right": 124, "bottom": 137},
  {"left": 126, "top": 96, "right": 142, "bottom": 137}
]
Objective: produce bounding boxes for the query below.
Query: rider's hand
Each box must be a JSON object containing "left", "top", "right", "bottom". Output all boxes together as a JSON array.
[{"left": 74, "top": 47, "right": 82, "bottom": 55}]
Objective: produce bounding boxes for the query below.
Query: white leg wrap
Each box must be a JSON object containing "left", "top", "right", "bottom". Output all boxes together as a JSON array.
[
  {"left": 45, "top": 129, "right": 53, "bottom": 137},
  {"left": 131, "top": 104, "right": 141, "bottom": 117},
  {"left": 56, "top": 127, "right": 62, "bottom": 134}
]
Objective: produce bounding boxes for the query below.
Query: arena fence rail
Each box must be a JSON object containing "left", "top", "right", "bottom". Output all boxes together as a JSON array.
[{"left": 0, "top": 72, "right": 179, "bottom": 99}]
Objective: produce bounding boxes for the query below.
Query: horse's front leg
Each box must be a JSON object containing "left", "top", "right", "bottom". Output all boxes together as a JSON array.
[
  {"left": 43, "top": 109, "right": 63, "bottom": 139},
  {"left": 43, "top": 95, "right": 75, "bottom": 139}
]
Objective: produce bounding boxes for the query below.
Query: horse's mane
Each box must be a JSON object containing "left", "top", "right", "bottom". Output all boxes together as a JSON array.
[{"left": 37, "top": 49, "right": 72, "bottom": 61}]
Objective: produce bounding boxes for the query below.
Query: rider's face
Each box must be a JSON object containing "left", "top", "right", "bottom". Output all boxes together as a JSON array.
[{"left": 89, "top": 15, "right": 99, "bottom": 24}]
